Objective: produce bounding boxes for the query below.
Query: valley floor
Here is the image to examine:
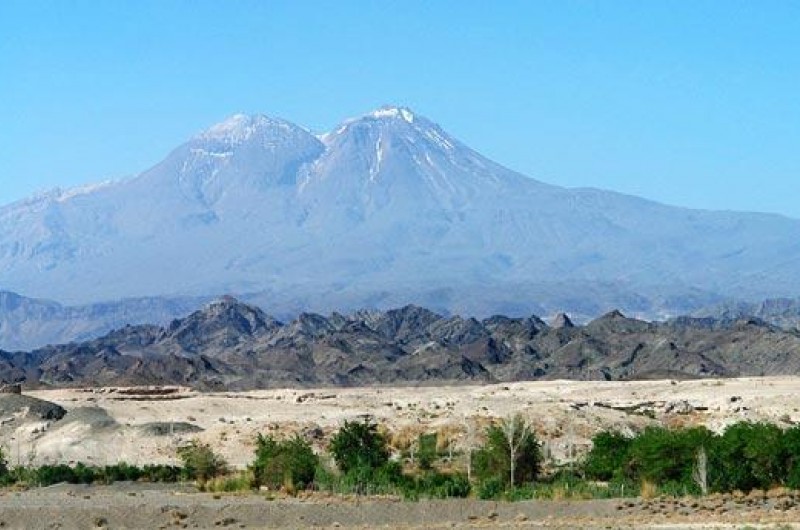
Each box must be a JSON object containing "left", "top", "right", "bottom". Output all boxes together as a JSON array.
[
  {"left": 2, "top": 483, "right": 800, "bottom": 529},
  {"left": 3, "top": 377, "right": 800, "bottom": 528},
  {"left": 14, "top": 376, "right": 800, "bottom": 468}
]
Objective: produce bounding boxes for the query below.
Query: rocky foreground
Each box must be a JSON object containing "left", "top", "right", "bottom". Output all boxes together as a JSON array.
[{"left": 2, "top": 297, "right": 800, "bottom": 390}]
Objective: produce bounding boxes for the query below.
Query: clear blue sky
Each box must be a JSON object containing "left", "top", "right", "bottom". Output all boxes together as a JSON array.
[{"left": 1, "top": 1, "right": 799, "bottom": 218}]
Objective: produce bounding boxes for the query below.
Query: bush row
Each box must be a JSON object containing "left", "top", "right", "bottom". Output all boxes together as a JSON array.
[
  {"left": 583, "top": 421, "right": 800, "bottom": 494},
  {"left": 0, "top": 462, "right": 182, "bottom": 487},
  {"left": 7, "top": 417, "right": 798, "bottom": 499}
]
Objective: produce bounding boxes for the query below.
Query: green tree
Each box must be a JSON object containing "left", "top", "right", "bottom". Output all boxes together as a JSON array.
[
  {"left": 252, "top": 434, "right": 318, "bottom": 490},
  {"left": 473, "top": 415, "right": 541, "bottom": 487},
  {"left": 583, "top": 430, "right": 631, "bottom": 481},
  {"left": 783, "top": 425, "right": 800, "bottom": 488},
  {"left": 177, "top": 440, "right": 227, "bottom": 485},
  {"left": 625, "top": 426, "right": 714, "bottom": 492},
  {"left": 329, "top": 418, "right": 390, "bottom": 474},
  {"left": 711, "top": 421, "right": 786, "bottom": 492}
]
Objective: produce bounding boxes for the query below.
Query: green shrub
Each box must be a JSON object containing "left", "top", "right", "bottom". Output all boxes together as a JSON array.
[
  {"left": 583, "top": 430, "right": 631, "bottom": 481},
  {"left": 410, "top": 471, "right": 471, "bottom": 499},
  {"left": 99, "top": 462, "right": 142, "bottom": 484},
  {"left": 783, "top": 425, "right": 800, "bottom": 488},
  {"left": 0, "top": 448, "right": 9, "bottom": 480},
  {"left": 473, "top": 415, "right": 541, "bottom": 487},
  {"left": 72, "top": 462, "right": 97, "bottom": 484},
  {"left": 329, "top": 418, "right": 389, "bottom": 474},
  {"left": 205, "top": 471, "right": 253, "bottom": 493},
  {"left": 177, "top": 440, "right": 227, "bottom": 484},
  {"left": 339, "top": 461, "right": 405, "bottom": 495},
  {"left": 477, "top": 476, "right": 506, "bottom": 499},
  {"left": 504, "top": 484, "right": 536, "bottom": 501},
  {"left": 711, "top": 421, "right": 786, "bottom": 492},
  {"left": 141, "top": 464, "right": 182, "bottom": 482},
  {"left": 313, "top": 462, "right": 393, "bottom": 496},
  {"left": 1, "top": 461, "right": 182, "bottom": 488},
  {"left": 252, "top": 434, "right": 318, "bottom": 490},
  {"left": 34, "top": 464, "right": 79, "bottom": 486},
  {"left": 416, "top": 432, "right": 438, "bottom": 471},
  {"left": 373, "top": 460, "right": 405, "bottom": 486},
  {"left": 309, "top": 463, "right": 342, "bottom": 493},
  {"left": 625, "top": 425, "right": 714, "bottom": 493}
]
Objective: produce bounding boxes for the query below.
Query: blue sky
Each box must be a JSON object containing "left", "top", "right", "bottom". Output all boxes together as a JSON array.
[{"left": 1, "top": 1, "right": 799, "bottom": 217}]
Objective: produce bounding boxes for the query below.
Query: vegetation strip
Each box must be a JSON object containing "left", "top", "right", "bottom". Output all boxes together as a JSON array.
[{"left": 5, "top": 414, "right": 800, "bottom": 503}]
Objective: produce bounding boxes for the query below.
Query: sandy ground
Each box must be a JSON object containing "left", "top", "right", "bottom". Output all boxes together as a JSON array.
[
  {"left": 1, "top": 483, "right": 800, "bottom": 529},
  {"left": 12, "top": 376, "right": 799, "bottom": 468},
  {"left": 1, "top": 377, "right": 799, "bottom": 528}
]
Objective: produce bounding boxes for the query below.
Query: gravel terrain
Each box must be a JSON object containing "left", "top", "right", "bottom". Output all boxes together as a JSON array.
[{"left": 1, "top": 484, "right": 800, "bottom": 529}]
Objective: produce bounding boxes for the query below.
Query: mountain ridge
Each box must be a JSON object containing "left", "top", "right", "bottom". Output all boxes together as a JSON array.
[
  {"left": 3, "top": 297, "right": 800, "bottom": 390},
  {"left": 0, "top": 290, "right": 212, "bottom": 351},
  {"left": 1, "top": 106, "right": 798, "bottom": 321}
]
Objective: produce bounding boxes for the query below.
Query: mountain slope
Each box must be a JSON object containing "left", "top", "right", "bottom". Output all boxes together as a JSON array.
[
  {"left": 695, "top": 297, "right": 800, "bottom": 331},
  {"left": 1, "top": 106, "right": 798, "bottom": 321},
  {"left": 3, "top": 298, "right": 800, "bottom": 390},
  {"left": 0, "top": 291, "right": 210, "bottom": 351}
]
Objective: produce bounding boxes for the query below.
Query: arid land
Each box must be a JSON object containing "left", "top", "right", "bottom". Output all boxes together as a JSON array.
[{"left": 3, "top": 377, "right": 800, "bottom": 528}]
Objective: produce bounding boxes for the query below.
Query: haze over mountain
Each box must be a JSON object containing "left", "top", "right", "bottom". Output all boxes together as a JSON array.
[
  {"left": 0, "top": 290, "right": 210, "bottom": 351},
  {"left": 1, "top": 106, "right": 798, "bottom": 339},
  {"left": 696, "top": 297, "right": 800, "bottom": 332}
]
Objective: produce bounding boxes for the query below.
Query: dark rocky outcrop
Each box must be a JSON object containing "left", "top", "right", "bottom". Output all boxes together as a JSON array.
[
  {"left": 2, "top": 297, "right": 800, "bottom": 390},
  {"left": 0, "top": 394, "right": 67, "bottom": 421},
  {"left": 550, "top": 312, "right": 574, "bottom": 329},
  {"left": 137, "top": 422, "right": 203, "bottom": 436},
  {"left": 0, "top": 383, "right": 21, "bottom": 394}
]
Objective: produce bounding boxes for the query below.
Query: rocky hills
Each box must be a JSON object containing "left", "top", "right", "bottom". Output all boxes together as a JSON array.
[{"left": 2, "top": 298, "right": 799, "bottom": 390}]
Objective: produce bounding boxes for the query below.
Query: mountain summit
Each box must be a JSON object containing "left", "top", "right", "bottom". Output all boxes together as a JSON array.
[
  {"left": 298, "top": 106, "right": 543, "bottom": 228},
  {"left": 0, "top": 107, "right": 798, "bottom": 321}
]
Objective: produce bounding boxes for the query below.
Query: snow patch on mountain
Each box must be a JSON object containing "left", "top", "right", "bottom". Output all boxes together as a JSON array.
[
  {"left": 54, "top": 180, "right": 118, "bottom": 202},
  {"left": 370, "top": 105, "right": 415, "bottom": 123},
  {"left": 196, "top": 113, "right": 297, "bottom": 145}
]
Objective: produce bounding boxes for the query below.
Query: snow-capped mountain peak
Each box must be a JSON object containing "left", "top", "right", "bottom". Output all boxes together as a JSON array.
[
  {"left": 295, "top": 106, "right": 539, "bottom": 220},
  {"left": 326, "top": 106, "right": 456, "bottom": 152},
  {"left": 1, "top": 106, "right": 799, "bottom": 325},
  {"left": 330, "top": 105, "right": 432, "bottom": 135},
  {"left": 194, "top": 113, "right": 299, "bottom": 147},
  {"left": 369, "top": 105, "right": 415, "bottom": 123},
  {"left": 128, "top": 113, "right": 324, "bottom": 209}
]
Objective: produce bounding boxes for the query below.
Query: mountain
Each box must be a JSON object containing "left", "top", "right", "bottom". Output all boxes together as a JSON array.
[
  {"left": 694, "top": 297, "right": 800, "bottom": 332},
  {"left": 0, "top": 290, "right": 210, "bottom": 351},
  {"left": 1, "top": 106, "right": 799, "bottom": 327},
  {"left": 3, "top": 298, "right": 800, "bottom": 390}
]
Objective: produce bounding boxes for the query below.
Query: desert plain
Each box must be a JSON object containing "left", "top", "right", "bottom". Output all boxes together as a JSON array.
[{"left": 3, "top": 377, "right": 800, "bottom": 528}]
